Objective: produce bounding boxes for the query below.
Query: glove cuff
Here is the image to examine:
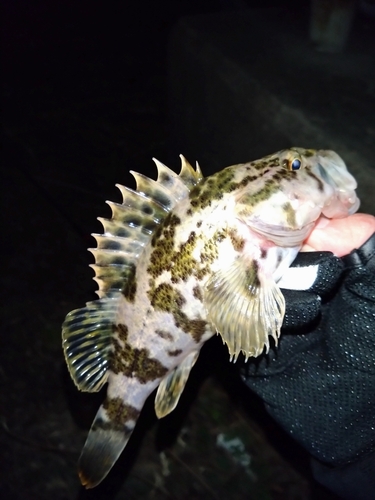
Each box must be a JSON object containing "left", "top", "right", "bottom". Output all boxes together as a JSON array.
[{"left": 342, "top": 232, "right": 375, "bottom": 269}]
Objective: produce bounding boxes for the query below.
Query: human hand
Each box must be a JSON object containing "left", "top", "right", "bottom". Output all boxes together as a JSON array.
[
  {"left": 302, "top": 213, "right": 375, "bottom": 256},
  {"left": 243, "top": 213, "right": 375, "bottom": 499},
  {"left": 277, "top": 212, "right": 375, "bottom": 328}
]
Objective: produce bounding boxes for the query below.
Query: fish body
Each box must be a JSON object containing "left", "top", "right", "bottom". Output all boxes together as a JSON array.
[{"left": 62, "top": 148, "right": 359, "bottom": 487}]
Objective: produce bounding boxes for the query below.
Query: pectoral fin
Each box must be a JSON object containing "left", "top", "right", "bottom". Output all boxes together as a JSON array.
[
  {"left": 203, "top": 258, "right": 285, "bottom": 361},
  {"left": 154, "top": 350, "right": 199, "bottom": 419}
]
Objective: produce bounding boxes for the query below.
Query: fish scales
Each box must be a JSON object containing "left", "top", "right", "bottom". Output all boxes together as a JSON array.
[{"left": 62, "top": 148, "right": 359, "bottom": 487}]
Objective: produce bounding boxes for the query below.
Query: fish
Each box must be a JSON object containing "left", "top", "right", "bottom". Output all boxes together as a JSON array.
[{"left": 62, "top": 147, "right": 359, "bottom": 488}]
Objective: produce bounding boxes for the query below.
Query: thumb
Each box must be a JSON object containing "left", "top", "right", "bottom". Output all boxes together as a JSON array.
[{"left": 302, "top": 214, "right": 375, "bottom": 257}]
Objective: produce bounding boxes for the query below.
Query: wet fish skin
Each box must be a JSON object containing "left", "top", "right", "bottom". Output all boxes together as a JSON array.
[{"left": 62, "top": 148, "right": 359, "bottom": 487}]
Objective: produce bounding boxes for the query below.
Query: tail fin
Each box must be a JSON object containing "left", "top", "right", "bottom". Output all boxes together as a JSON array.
[{"left": 78, "top": 399, "right": 140, "bottom": 488}]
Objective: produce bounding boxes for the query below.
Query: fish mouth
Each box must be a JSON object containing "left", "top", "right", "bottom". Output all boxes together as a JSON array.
[
  {"left": 249, "top": 221, "right": 316, "bottom": 247},
  {"left": 322, "top": 194, "right": 360, "bottom": 218}
]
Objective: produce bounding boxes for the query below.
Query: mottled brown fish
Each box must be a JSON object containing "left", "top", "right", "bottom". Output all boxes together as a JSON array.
[{"left": 62, "top": 148, "right": 359, "bottom": 487}]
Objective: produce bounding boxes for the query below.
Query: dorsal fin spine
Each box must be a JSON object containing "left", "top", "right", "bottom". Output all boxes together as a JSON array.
[
  {"left": 153, "top": 158, "right": 179, "bottom": 183},
  {"left": 91, "top": 156, "right": 203, "bottom": 298},
  {"left": 178, "top": 155, "right": 203, "bottom": 187}
]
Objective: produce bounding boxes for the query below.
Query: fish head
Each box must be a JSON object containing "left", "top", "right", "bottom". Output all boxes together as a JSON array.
[
  {"left": 234, "top": 148, "right": 360, "bottom": 247},
  {"left": 308, "top": 149, "right": 360, "bottom": 218}
]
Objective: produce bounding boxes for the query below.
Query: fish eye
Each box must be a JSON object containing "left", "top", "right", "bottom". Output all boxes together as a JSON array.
[{"left": 290, "top": 158, "right": 301, "bottom": 171}]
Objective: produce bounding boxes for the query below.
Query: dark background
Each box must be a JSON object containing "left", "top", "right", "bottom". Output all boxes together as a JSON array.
[{"left": 2, "top": 1, "right": 372, "bottom": 499}]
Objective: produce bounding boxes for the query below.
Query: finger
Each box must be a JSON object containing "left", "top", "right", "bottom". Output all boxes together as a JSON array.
[{"left": 303, "top": 214, "right": 375, "bottom": 256}]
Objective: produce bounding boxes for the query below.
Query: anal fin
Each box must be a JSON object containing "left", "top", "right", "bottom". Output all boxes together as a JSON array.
[{"left": 154, "top": 350, "right": 199, "bottom": 419}]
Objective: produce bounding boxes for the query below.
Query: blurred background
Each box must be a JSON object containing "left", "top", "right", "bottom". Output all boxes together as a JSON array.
[{"left": 2, "top": 1, "right": 374, "bottom": 499}]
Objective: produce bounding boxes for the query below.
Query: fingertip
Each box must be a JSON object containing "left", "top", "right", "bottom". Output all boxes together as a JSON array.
[{"left": 305, "top": 213, "right": 375, "bottom": 256}]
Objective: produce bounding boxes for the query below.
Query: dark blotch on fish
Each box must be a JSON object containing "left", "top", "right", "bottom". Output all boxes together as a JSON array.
[
  {"left": 122, "top": 264, "right": 137, "bottom": 302},
  {"left": 103, "top": 398, "right": 139, "bottom": 429},
  {"left": 307, "top": 171, "right": 324, "bottom": 192},
  {"left": 111, "top": 324, "right": 168, "bottom": 382},
  {"left": 155, "top": 329, "right": 174, "bottom": 341},
  {"left": 229, "top": 228, "right": 245, "bottom": 252},
  {"left": 148, "top": 283, "right": 207, "bottom": 342},
  {"left": 193, "top": 285, "right": 203, "bottom": 301},
  {"left": 167, "top": 349, "right": 183, "bottom": 357}
]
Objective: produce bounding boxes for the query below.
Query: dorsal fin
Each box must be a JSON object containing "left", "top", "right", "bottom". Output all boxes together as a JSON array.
[
  {"left": 62, "top": 156, "right": 203, "bottom": 392},
  {"left": 91, "top": 155, "right": 203, "bottom": 298}
]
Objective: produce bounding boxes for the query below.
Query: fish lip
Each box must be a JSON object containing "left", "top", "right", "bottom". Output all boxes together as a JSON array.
[
  {"left": 249, "top": 221, "right": 315, "bottom": 247},
  {"left": 348, "top": 196, "right": 361, "bottom": 215},
  {"left": 321, "top": 191, "right": 360, "bottom": 218}
]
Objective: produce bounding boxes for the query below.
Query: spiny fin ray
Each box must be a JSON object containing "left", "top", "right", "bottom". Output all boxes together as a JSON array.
[
  {"left": 91, "top": 156, "right": 203, "bottom": 298},
  {"left": 179, "top": 155, "right": 203, "bottom": 188}
]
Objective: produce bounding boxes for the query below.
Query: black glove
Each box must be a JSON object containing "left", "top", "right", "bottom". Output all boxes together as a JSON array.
[{"left": 242, "top": 233, "right": 375, "bottom": 500}]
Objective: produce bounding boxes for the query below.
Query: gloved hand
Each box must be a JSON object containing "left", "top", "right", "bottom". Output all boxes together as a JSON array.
[{"left": 242, "top": 229, "right": 375, "bottom": 500}]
